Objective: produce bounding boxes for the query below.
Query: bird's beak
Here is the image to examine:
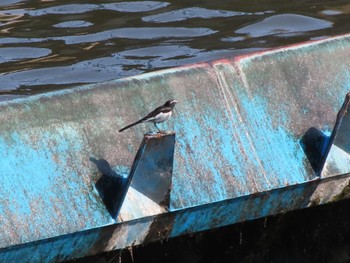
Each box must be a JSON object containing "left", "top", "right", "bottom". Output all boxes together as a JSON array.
[{"left": 174, "top": 100, "right": 180, "bottom": 103}]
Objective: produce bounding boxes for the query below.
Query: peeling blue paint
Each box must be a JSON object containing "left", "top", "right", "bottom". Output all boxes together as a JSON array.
[
  {"left": 170, "top": 89, "right": 311, "bottom": 210},
  {"left": 240, "top": 95, "right": 310, "bottom": 185},
  {"left": 0, "top": 228, "right": 102, "bottom": 262},
  {"left": 0, "top": 126, "right": 111, "bottom": 248}
]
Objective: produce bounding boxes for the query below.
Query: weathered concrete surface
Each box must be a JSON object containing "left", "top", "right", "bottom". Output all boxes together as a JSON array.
[
  {"left": 75, "top": 198, "right": 350, "bottom": 263},
  {"left": 0, "top": 34, "right": 350, "bottom": 261}
]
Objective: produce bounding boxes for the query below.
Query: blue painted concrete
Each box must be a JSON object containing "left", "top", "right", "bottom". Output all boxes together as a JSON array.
[{"left": 0, "top": 126, "right": 111, "bottom": 247}]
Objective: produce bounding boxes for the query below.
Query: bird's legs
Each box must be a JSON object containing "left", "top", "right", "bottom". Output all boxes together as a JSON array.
[{"left": 154, "top": 123, "right": 163, "bottom": 133}]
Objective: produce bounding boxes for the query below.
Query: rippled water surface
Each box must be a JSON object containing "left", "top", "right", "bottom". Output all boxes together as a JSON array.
[{"left": 1, "top": 0, "right": 350, "bottom": 100}]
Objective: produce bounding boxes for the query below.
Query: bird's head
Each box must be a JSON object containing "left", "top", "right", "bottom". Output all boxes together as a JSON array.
[{"left": 164, "top": 99, "right": 179, "bottom": 108}]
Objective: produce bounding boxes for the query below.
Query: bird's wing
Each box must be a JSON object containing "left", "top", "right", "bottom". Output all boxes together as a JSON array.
[{"left": 145, "top": 106, "right": 172, "bottom": 119}]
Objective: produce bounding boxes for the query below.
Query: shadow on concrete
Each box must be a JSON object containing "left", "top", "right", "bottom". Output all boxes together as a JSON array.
[
  {"left": 300, "top": 127, "right": 330, "bottom": 174},
  {"left": 90, "top": 157, "right": 124, "bottom": 219}
]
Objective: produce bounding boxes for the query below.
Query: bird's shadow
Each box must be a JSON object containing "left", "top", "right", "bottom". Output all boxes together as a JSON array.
[{"left": 90, "top": 157, "right": 124, "bottom": 219}]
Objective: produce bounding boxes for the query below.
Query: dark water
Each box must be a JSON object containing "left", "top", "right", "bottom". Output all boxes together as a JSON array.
[{"left": 1, "top": 0, "right": 350, "bottom": 100}]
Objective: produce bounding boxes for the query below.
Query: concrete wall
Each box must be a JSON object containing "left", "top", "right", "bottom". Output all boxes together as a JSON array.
[{"left": 0, "top": 34, "right": 349, "bottom": 254}]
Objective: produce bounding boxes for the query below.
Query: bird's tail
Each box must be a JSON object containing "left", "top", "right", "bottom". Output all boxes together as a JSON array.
[{"left": 119, "top": 119, "right": 143, "bottom": 132}]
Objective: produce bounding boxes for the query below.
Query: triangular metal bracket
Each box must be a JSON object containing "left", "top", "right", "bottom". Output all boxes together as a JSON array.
[
  {"left": 320, "top": 92, "right": 350, "bottom": 178},
  {"left": 117, "top": 132, "right": 175, "bottom": 221},
  {"left": 93, "top": 132, "right": 175, "bottom": 220}
]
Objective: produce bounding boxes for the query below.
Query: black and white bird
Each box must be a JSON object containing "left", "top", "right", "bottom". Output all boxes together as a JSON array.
[{"left": 119, "top": 99, "right": 179, "bottom": 132}]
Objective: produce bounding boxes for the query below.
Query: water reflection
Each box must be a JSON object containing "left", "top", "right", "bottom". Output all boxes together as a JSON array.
[
  {"left": 143, "top": 7, "right": 250, "bottom": 23},
  {"left": 0, "top": 0, "right": 24, "bottom": 7},
  {"left": 0, "top": 47, "right": 51, "bottom": 63},
  {"left": 53, "top": 20, "right": 94, "bottom": 28},
  {"left": 0, "top": 0, "right": 349, "bottom": 98},
  {"left": 102, "top": 2, "right": 169, "bottom": 12},
  {"left": 31, "top": 4, "right": 99, "bottom": 15},
  {"left": 320, "top": 10, "right": 342, "bottom": 16},
  {"left": 60, "top": 27, "right": 218, "bottom": 44},
  {"left": 1, "top": 45, "right": 261, "bottom": 91},
  {"left": 236, "top": 14, "right": 333, "bottom": 38},
  {"left": 1, "top": 2, "right": 169, "bottom": 17},
  {"left": 0, "top": 27, "right": 217, "bottom": 44}
]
